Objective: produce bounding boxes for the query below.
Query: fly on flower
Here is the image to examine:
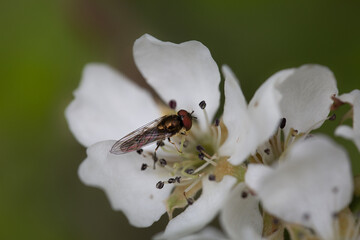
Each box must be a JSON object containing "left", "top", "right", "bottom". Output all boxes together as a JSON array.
[{"left": 110, "top": 109, "right": 194, "bottom": 154}]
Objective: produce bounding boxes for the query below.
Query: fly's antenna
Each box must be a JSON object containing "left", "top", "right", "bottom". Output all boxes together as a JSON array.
[{"left": 190, "top": 110, "right": 197, "bottom": 120}]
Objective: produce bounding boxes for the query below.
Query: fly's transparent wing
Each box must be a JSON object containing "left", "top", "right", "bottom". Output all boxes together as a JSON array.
[{"left": 110, "top": 116, "right": 172, "bottom": 154}]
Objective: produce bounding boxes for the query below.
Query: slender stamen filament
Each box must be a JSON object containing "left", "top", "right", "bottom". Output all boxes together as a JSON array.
[
  {"left": 203, "top": 109, "right": 211, "bottom": 129},
  {"left": 284, "top": 128, "right": 298, "bottom": 149},
  {"left": 250, "top": 155, "right": 261, "bottom": 164},
  {"left": 194, "top": 161, "right": 211, "bottom": 174},
  {"left": 198, "top": 149, "right": 218, "bottom": 166},
  {"left": 276, "top": 128, "right": 282, "bottom": 153},
  {"left": 269, "top": 137, "right": 279, "bottom": 158},
  {"left": 199, "top": 148, "right": 211, "bottom": 159},
  {"left": 199, "top": 100, "right": 211, "bottom": 130},
  {"left": 352, "top": 218, "right": 360, "bottom": 240},
  {"left": 184, "top": 177, "right": 202, "bottom": 193},
  {"left": 254, "top": 151, "right": 263, "bottom": 164},
  {"left": 216, "top": 124, "right": 222, "bottom": 149},
  {"left": 203, "top": 156, "right": 218, "bottom": 166},
  {"left": 163, "top": 164, "right": 176, "bottom": 173},
  {"left": 179, "top": 135, "right": 186, "bottom": 153}
]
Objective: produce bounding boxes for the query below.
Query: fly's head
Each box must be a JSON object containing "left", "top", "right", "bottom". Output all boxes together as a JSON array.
[{"left": 177, "top": 109, "right": 193, "bottom": 131}]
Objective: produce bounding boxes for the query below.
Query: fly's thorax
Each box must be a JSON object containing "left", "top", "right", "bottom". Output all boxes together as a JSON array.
[{"left": 158, "top": 115, "right": 183, "bottom": 134}]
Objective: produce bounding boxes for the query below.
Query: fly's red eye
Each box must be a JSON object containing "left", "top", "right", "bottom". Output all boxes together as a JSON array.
[{"left": 177, "top": 109, "right": 192, "bottom": 131}]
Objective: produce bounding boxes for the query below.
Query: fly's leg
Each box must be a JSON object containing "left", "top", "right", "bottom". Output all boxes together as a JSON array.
[
  {"left": 179, "top": 134, "right": 187, "bottom": 153},
  {"left": 152, "top": 140, "right": 164, "bottom": 169},
  {"left": 168, "top": 137, "right": 182, "bottom": 153}
]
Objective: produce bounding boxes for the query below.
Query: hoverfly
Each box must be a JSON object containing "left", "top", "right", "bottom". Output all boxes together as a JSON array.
[{"left": 110, "top": 110, "right": 194, "bottom": 154}]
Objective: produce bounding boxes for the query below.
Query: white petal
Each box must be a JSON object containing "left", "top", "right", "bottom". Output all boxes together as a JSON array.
[
  {"left": 244, "top": 164, "right": 273, "bottom": 192},
  {"left": 220, "top": 66, "right": 287, "bottom": 165},
  {"left": 65, "top": 63, "right": 160, "bottom": 147},
  {"left": 276, "top": 65, "right": 338, "bottom": 135},
  {"left": 161, "top": 176, "right": 236, "bottom": 239},
  {"left": 335, "top": 89, "right": 360, "bottom": 151},
  {"left": 335, "top": 125, "right": 360, "bottom": 151},
  {"left": 219, "top": 65, "right": 256, "bottom": 165},
  {"left": 78, "top": 140, "right": 172, "bottom": 227},
  {"left": 220, "top": 183, "right": 263, "bottom": 240},
  {"left": 133, "top": 34, "right": 221, "bottom": 127},
  {"left": 247, "top": 68, "right": 292, "bottom": 145},
  {"left": 336, "top": 89, "right": 360, "bottom": 104},
  {"left": 154, "top": 227, "right": 228, "bottom": 240},
  {"left": 245, "top": 135, "right": 353, "bottom": 240}
]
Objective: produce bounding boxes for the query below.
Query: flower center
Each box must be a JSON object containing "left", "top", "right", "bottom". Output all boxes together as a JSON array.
[
  {"left": 249, "top": 118, "right": 297, "bottom": 165},
  {"left": 250, "top": 114, "right": 337, "bottom": 166},
  {"left": 138, "top": 100, "right": 231, "bottom": 216}
]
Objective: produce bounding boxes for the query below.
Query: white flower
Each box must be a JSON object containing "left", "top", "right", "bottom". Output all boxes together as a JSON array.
[
  {"left": 66, "top": 34, "right": 283, "bottom": 238},
  {"left": 335, "top": 89, "right": 360, "bottom": 151},
  {"left": 246, "top": 135, "right": 353, "bottom": 240},
  {"left": 66, "top": 32, "right": 340, "bottom": 239}
]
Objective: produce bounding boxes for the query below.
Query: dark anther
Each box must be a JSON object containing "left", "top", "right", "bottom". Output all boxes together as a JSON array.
[
  {"left": 169, "top": 99, "right": 177, "bottom": 109},
  {"left": 168, "top": 178, "right": 175, "bottom": 184},
  {"left": 175, "top": 176, "right": 181, "bottom": 183},
  {"left": 280, "top": 118, "right": 286, "bottom": 129},
  {"left": 159, "top": 158, "right": 167, "bottom": 166},
  {"left": 198, "top": 153, "right": 205, "bottom": 160},
  {"left": 214, "top": 119, "right": 220, "bottom": 127},
  {"left": 332, "top": 186, "right": 339, "bottom": 194},
  {"left": 187, "top": 197, "right": 194, "bottom": 205},
  {"left": 136, "top": 149, "right": 143, "bottom": 155},
  {"left": 141, "top": 163, "right": 148, "bottom": 171},
  {"left": 329, "top": 114, "right": 336, "bottom": 121},
  {"left": 273, "top": 218, "right": 280, "bottom": 225},
  {"left": 264, "top": 148, "right": 271, "bottom": 155},
  {"left": 196, "top": 145, "right": 204, "bottom": 152},
  {"left": 185, "top": 168, "right": 194, "bottom": 174},
  {"left": 157, "top": 140, "right": 165, "bottom": 147},
  {"left": 302, "top": 213, "right": 310, "bottom": 221},
  {"left": 156, "top": 181, "right": 164, "bottom": 189},
  {"left": 332, "top": 212, "right": 339, "bottom": 219},
  {"left": 183, "top": 140, "right": 189, "bottom": 148},
  {"left": 241, "top": 191, "right": 248, "bottom": 198},
  {"left": 208, "top": 174, "right": 216, "bottom": 181},
  {"left": 199, "top": 100, "right": 206, "bottom": 109},
  {"left": 292, "top": 129, "right": 298, "bottom": 136}
]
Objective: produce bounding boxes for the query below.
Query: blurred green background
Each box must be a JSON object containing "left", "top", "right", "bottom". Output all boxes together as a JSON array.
[{"left": 1, "top": 0, "right": 359, "bottom": 239}]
